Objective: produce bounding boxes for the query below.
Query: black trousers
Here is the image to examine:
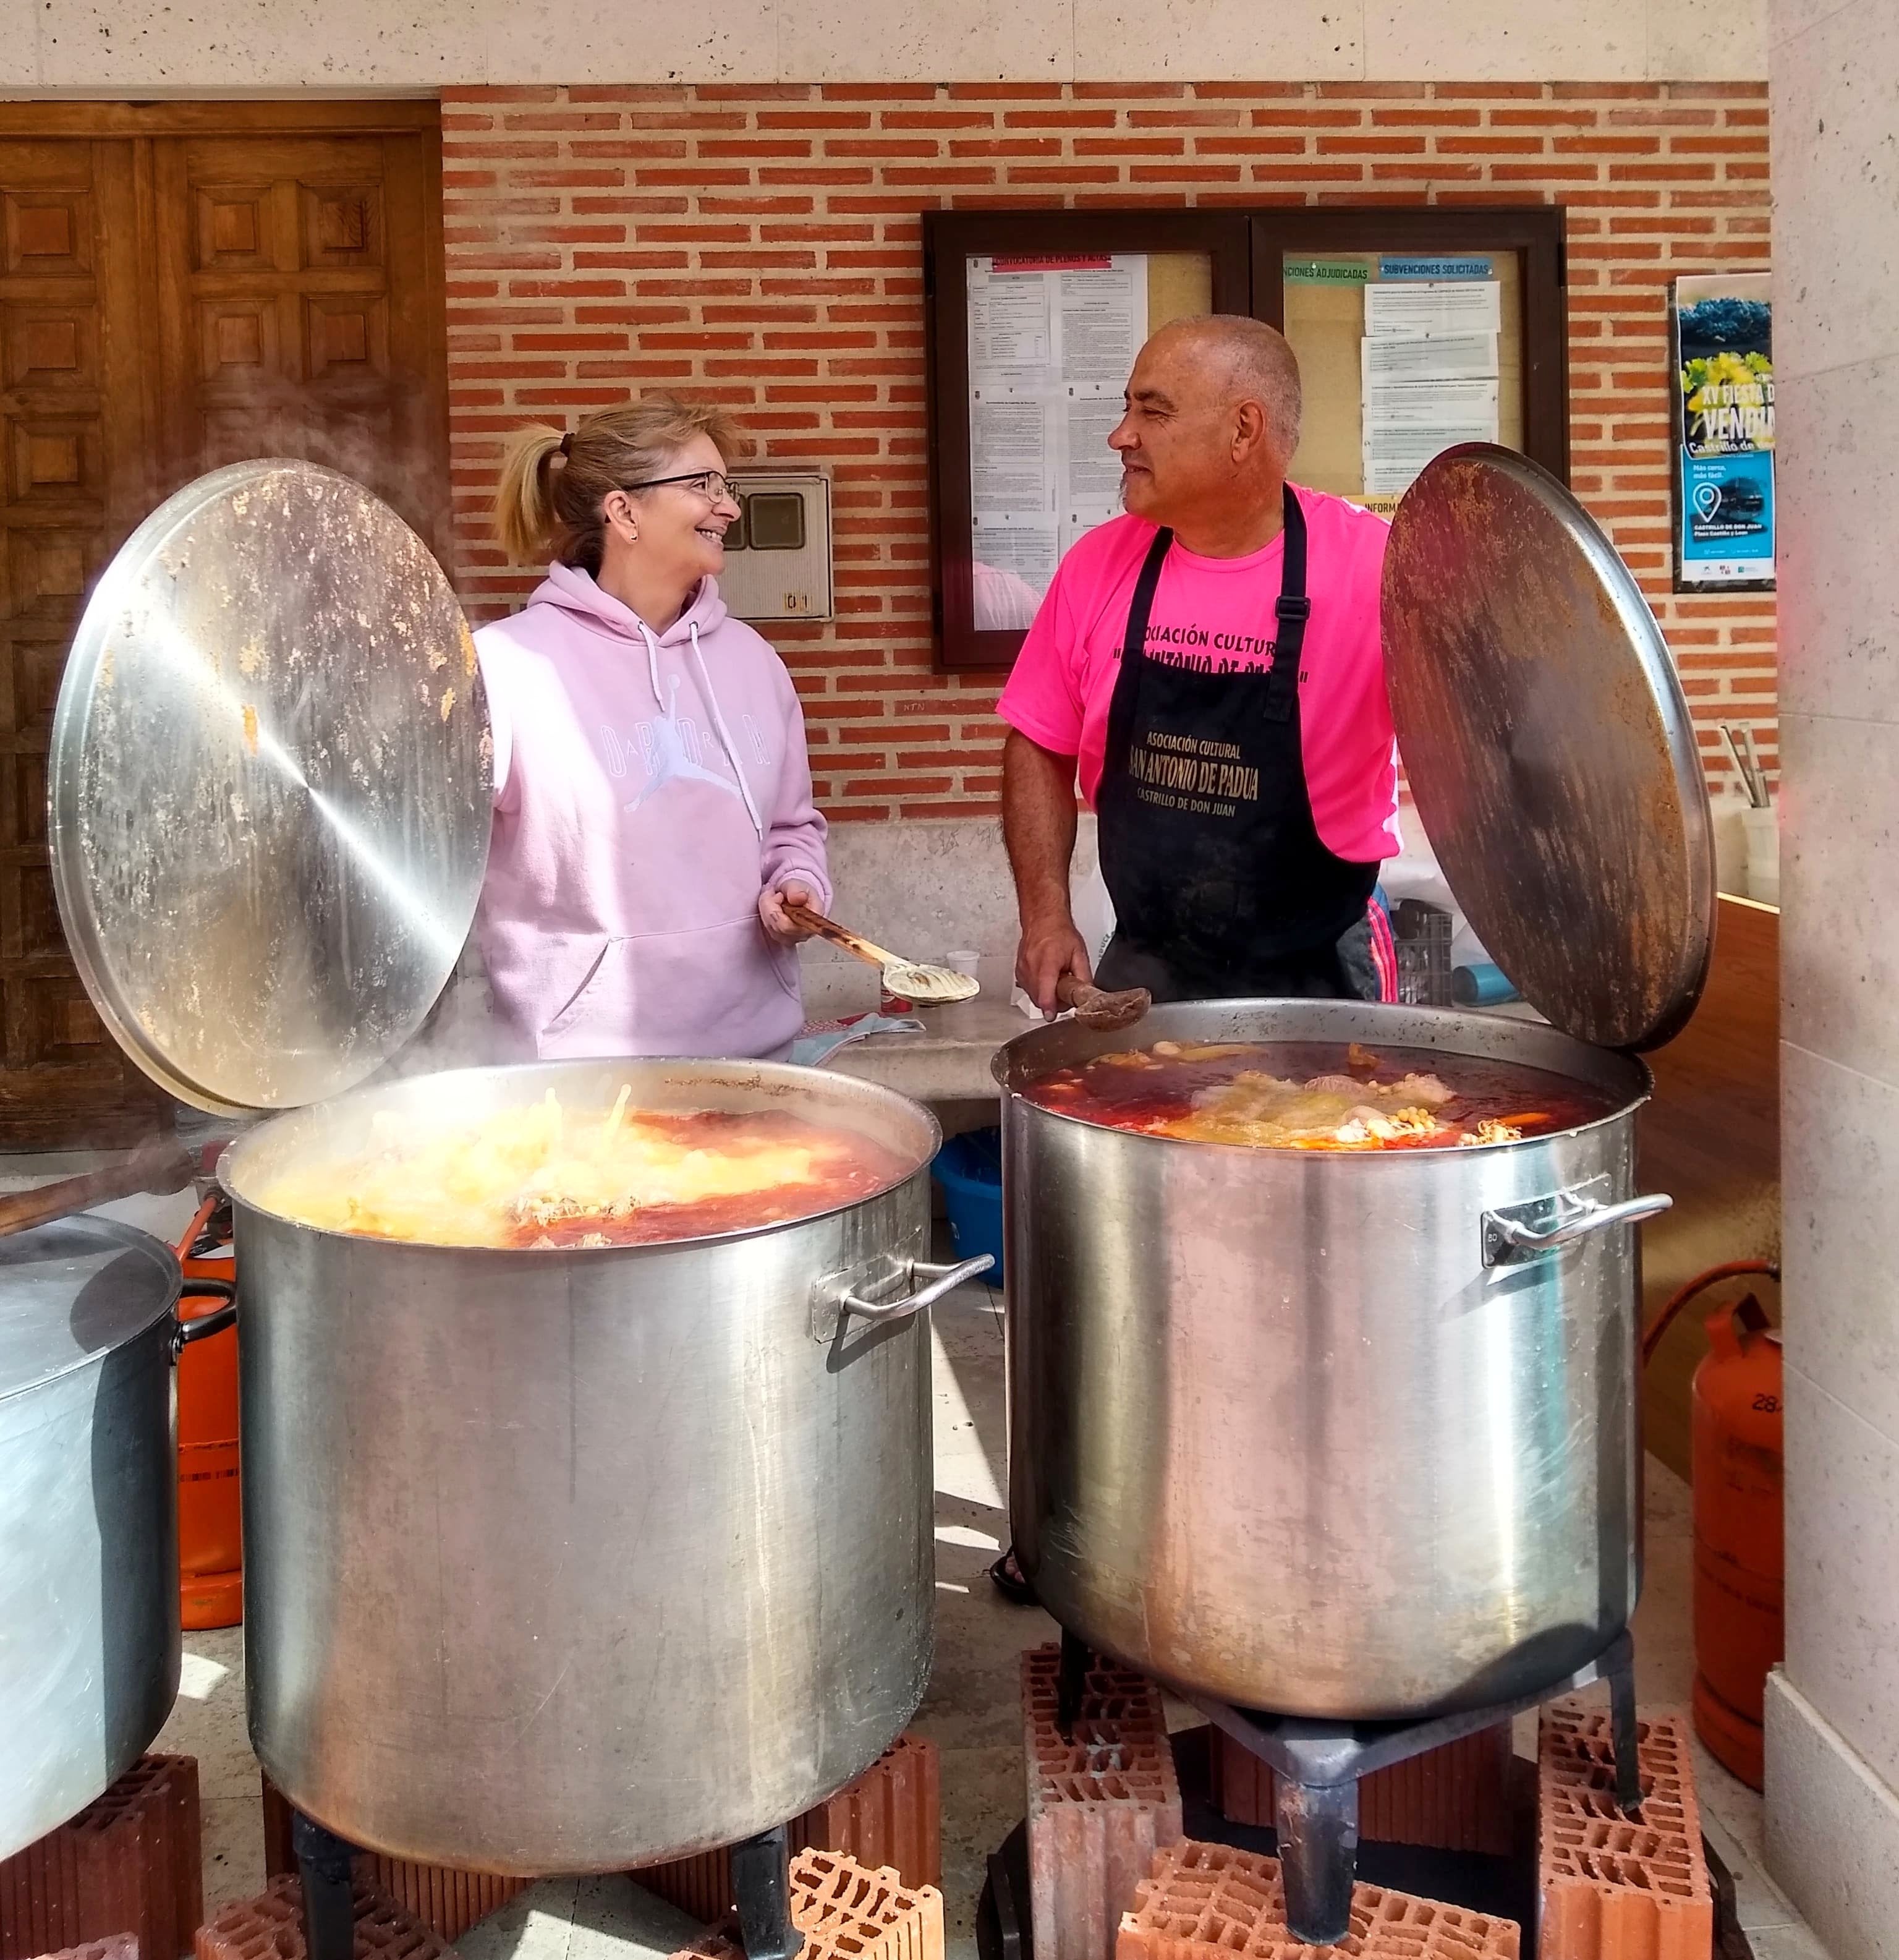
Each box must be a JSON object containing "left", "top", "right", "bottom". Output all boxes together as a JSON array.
[{"left": 1093, "top": 911, "right": 1381, "bottom": 1006}]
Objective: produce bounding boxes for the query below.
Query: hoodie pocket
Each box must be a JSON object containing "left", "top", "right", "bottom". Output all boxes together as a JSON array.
[{"left": 537, "top": 916, "right": 804, "bottom": 1061}]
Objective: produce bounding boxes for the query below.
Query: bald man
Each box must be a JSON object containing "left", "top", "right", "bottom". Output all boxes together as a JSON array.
[{"left": 998, "top": 313, "right": 1401, "bottom": 1016}]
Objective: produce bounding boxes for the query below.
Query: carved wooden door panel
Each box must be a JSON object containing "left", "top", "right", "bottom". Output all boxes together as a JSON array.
[
  {"left": 152, "top": 131, "right": 449, "bottom": 558},
  {"left": 0, "top": 106, "right": 446, "bottom": 1148},
  {"left": 0, "top": 138, "right": 171, "bottom": 1145}
]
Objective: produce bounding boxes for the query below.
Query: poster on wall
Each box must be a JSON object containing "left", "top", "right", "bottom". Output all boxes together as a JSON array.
[
  {"left": 966, "top": 254, "right": 1147, "bottom": 627},
  {"left": 1672, "top": 273, "right": 1775, "bottom": 592}
]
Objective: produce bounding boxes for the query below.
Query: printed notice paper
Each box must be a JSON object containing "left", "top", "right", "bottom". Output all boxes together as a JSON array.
[
  {"left": 1359, "top": 278, "right": 1502, "bottom": 496},
  {"left": 1361, "top": 332, "right": 1500, "bottom": 384},
  {"left": 1364, "top": 281, "right": 1502, "bottom": 340},
  {"left": 967, "top": 254, "right": 1147, "bottom": 617}
]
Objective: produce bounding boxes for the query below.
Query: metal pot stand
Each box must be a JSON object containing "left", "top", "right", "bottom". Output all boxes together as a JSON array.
[
  {"left": 983, "top": 1626, "right": 1642, "bottom": 1952},
  {"left": 289, "top": 1812, "right": 807, "bottom": 1960}
]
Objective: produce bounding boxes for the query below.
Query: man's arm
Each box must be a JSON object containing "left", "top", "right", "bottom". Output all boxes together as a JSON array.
[{"left": 1002, "top": 729, "right": 1092, "bottom": 1015}]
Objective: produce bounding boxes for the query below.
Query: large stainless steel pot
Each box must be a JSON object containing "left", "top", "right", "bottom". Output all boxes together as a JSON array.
[
  {"left": 996, "top": 1000, "right": 1665, "bottom": 1721},
  {"left": 219, "top": 1057, "right": 976, "bottom": 1874},
  {"left": 1, "top": 1217, "right": 235, "bottom": 1859}
]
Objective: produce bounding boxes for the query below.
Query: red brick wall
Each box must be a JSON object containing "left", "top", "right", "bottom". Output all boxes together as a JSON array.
[{"left": 443, "top": 80, "right": 1773, "bottom": 820}]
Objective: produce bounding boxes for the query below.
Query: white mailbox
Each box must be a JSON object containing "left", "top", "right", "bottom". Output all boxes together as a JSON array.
[{"left": 716, "top": 471, "right": 834, "bottom": 622}]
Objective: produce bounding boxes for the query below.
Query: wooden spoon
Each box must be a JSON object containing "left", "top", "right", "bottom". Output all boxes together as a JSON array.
[
  {"left": 1056, "top": 973, "right": 1152, "bottom": 1033},
  {"left": 783, "top": 901, "right": 980, "bottom": 1005},
  {"left": 0, "top": 1130, "right": 196, "bottom": 1240}
]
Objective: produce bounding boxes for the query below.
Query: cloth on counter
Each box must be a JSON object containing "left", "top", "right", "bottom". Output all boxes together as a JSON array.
[{"left": 789, "top": 1012, "right": 924, "bottom": 1067}]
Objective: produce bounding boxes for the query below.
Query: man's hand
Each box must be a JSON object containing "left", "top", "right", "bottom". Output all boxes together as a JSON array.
[
  {"left": 1016, "top": 913, "right": 1092, "bottom": 1018},
  {"left": 1002, "top": 730, "right": 1091, "bottom": 1017},
  {"left": 760, "top": 881, "right": 818, "bottom": 945}
]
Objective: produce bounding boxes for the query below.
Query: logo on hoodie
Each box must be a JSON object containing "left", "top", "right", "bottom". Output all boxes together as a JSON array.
[{"left": 602, "top": 675, "right": 746, "bottom": 815}]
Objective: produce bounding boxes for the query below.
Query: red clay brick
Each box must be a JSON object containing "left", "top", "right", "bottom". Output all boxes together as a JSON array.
[
  {"left": 636, "top": 1731, "right": 943, "bottom": 1917},
  {"left": 1537, "top": 1702, "right": 1714, "bottom": 1960},
  {"left": 785, "top": 1851, "right": 943, "bottom": 1960},
  {"left": 1117, "top": 1841, "right": 1519, "bottom": 1960},
  {"left": 257, "top": 1781, "right": 529, "bottom": 1946},
  {"left": 193, "top": 1880, "right": 446, "bottom": 1960},
  {"left": 1024, "top": 1645, "right": 1183, "bottom": 1960},
  {"left": 1207, "top": 1723, "right": 1515, "bottom": 1857},
  {"left": 1, "top": 1758, "right": 200, "bottom": 1960},
  {"left": 674, "top": 1852, "right": 943, "bottom": 1960}
]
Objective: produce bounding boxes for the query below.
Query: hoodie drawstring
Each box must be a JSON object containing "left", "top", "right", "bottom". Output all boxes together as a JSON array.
[
  {"left": 631, "top": 613, "right": 764, "bottom": 840},
  {"left": 690, "top": 622, "right": 765, "bottom": 839},
  {"left": 637, "top": 617, "right": 664, "bottom": 707}
]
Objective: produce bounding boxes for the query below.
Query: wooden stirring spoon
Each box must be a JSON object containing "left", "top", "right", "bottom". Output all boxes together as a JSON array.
[
  {"left": 782, "top": 901, "right": 980, "bottom": 1005},
  {"left": 0, "top": 1130, "right": 195, "bottom": 1240},
  {"left": 1056, "top": 973, "right": 1152, "bottom": 1033}
]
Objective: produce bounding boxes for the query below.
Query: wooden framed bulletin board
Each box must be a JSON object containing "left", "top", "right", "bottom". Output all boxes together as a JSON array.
[{"left": 924, "top": 207, "right": 1567, "bottom": 673}]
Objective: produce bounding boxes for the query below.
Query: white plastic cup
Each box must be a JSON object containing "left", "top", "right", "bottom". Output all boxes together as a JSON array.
[
  {"left": 1710, "top": 786, "right": 1749, "bottom": 896},
  {"left": 1741, "top": 804, "right": 1778, "bottom": 905},
  {"left": 946, "top": 949, "right": 982, "bottom": 984}
]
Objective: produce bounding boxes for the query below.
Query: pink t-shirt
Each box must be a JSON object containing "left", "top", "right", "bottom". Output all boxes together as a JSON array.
[{"left": 996, "top": 487, "right": 1401, "bottom": 865}]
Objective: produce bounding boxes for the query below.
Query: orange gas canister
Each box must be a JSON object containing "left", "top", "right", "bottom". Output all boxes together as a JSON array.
[
  {"left": 175, "top": 1190, "right": 242, "bottom": 1629},
  {"left": 1691, "top": 1293, "right": 1783, "bottom": 1789}
]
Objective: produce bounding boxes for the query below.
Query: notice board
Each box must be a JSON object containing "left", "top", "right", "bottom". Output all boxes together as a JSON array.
[{"left": 925, "top": 208, "right": 1567, "bottom": 671}]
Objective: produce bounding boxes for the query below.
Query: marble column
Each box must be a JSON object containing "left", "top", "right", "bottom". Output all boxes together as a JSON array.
[{"left": 1764, "top": 6, "right": 1899, "bottom": 1956}]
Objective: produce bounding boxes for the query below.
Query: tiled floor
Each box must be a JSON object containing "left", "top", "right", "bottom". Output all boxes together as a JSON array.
[{"left": 153, "top": 1272, "right": 1831, "bottom": 1959}]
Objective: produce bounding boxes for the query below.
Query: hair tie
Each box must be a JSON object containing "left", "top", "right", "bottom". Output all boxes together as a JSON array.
[{"left": 558, "top": 430, "right": 572, "bottom": 458}]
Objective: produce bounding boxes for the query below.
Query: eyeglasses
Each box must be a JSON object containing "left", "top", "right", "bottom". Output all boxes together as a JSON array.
[{"left": 621, "top": 470, "right": 739, "bottom": 503}]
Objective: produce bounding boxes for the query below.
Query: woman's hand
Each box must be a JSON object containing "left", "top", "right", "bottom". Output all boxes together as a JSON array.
[{"left": 760, "top": 882, "right": 820, "bottom": 945}]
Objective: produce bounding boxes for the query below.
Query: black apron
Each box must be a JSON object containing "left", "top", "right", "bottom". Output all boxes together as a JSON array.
[{"left": 1094, "top": 485, "right": 1379, "bottom": 1004}]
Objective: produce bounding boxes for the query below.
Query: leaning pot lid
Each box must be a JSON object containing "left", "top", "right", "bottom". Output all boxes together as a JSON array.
[
  {"left": 0, "top": 1218, "right": 181, "bottom": 1406},
  {"left": 1382, "top": 445, "right": 1715, "bottom": 1052},
  {"left": 50, "top": 461, "right": 493, "bottom": 1118}
]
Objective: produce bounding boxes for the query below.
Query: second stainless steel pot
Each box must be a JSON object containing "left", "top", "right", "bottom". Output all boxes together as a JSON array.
[
  {"left": 219, "top": 1058, "right": 977, "bottom": 1874},
  {"left": 1, "top": 1217, "right": 234, "bottom": 1860},
  {"left": 996, "top": 1000, "right": 1666, "bottom": 1721}
]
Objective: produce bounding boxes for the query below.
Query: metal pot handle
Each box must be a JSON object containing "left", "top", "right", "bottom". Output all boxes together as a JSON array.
[
  {"left": 1483, "top": 1191, "right": 1672, "bottom": 1266},
  {"left": 839, "top": 1256, "right": 994, "bottom": 1326},
  {"left": 172, "top": 1276, "right": 238, "bottom": 1357}
]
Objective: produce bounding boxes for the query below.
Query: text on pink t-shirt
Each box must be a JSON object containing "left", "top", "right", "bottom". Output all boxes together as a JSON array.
[{"left": 996, "top": 487, "right": 1401, "bottom": 865}]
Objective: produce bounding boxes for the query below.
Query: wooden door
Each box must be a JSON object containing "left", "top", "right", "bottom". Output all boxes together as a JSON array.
[
  {"left": 0, "top": 138, "right": 170, "bottom": 1145},
  {"left": 0, "top": 104, "right": 446, "bottom": 1149},
  {"left": 153, "top": 129, "right": 449, "bottom": 558}
]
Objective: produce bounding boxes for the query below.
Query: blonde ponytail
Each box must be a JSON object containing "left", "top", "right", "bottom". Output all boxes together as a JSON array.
[
  {"left": 490, "top": 394, "right": 750, "bottom": 573},
  {"left": 493, "top": 422, "right": 567, "bottom": 565}
]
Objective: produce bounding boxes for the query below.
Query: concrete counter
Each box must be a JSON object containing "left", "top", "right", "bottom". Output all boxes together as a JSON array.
[{"left": 822, "top": 996, "right": 1030, "bottom": 1104}]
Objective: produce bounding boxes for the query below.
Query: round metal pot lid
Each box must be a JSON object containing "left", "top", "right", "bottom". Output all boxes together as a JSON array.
[
  {"left": 51, "top": 461, "right": 493, "bottom": 1118},
  {"left": 1382, "top": 445, "right": 1714, "bottom": 1052},
  {"left": 0, "top": 1217, "right": 181, "bottom": 1405}
]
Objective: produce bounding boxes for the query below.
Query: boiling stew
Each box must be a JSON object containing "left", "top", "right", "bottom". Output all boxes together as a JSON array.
[
  {"left": 1024, "top": 1039, "right": 1615, "bottom": 1149},
  {"left": 257, "top": 1086, "right": 909, "bottom": 1247}
]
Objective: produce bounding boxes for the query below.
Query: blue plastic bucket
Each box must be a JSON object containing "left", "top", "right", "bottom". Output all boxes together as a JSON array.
[{"left": 932, "top": 1128, "right": 1005, "bottom": 1289}]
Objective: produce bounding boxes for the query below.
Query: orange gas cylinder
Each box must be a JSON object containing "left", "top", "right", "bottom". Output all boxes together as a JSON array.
[
  {"left": 1642, "top": 1259, "right": 1784, "bottom": 1792},
  {"left": 1690, "top": 1293, "right": 1783, "bottom": 1789},
  {"left": 175, "top": 1190, "right": 242, "bottom": 1629}
]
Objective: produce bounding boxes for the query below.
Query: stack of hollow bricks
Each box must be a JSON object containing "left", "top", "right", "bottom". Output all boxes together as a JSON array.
[
  {"left": 1022, "top": 1644, "right": 1183, "bottom": 1960},
  {"left": 443, "top": 80, "right": 1775, "bottom": 822},
  {"left": 0, "top": 1757, "right": 201, "bottom": 1960}
]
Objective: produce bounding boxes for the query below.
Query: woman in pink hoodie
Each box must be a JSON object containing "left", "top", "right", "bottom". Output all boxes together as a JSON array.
[{"left": 476, "top": 394, "right": 830, "bottom": 1060}]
